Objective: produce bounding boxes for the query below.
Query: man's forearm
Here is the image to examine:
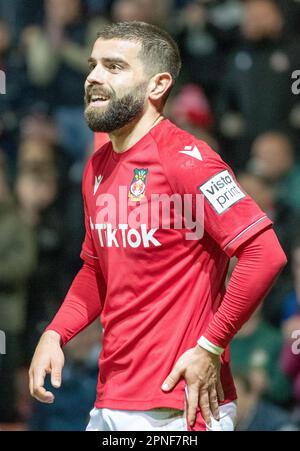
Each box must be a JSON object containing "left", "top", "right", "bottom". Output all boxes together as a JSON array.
[
  {"left": 46, "top": 261, "right": 103, "bottom": 346},
  {"left": 199, "top": 227, "right": 287, "bottom": 353}
]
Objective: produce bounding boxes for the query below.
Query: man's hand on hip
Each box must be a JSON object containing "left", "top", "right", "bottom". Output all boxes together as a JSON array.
[
  {"left": 29, "top": 330, "right": 64, "bottom": 404},
  {"left": 161, "top": 345, "right": 224, "bottom": 427}
]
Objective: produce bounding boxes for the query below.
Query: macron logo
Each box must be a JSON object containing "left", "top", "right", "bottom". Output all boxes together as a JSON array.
[
  {"left": 179, "top": 145, "right": 203, "bottom": 161},
  {"left": 94, "top": 175, "right": 103, "bottom": 195}
]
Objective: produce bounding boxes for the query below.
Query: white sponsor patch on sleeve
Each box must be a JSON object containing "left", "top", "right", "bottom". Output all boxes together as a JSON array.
[{"left": 199, "top": 170, "right": 246, "bottom": 214}]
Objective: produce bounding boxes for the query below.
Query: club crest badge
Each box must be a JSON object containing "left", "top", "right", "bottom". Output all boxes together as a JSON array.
[{"left": 128, "top": 168, "right": 148, "bottom": 202}]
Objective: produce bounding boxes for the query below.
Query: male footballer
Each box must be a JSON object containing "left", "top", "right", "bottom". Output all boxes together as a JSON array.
[{"left": 29, "top": 21, "right": 287, "bottom": 431}]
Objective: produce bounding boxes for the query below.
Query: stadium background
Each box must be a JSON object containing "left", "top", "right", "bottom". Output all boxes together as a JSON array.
[{"left": 0, "top": 0, "right": 300, "bottom": 431}]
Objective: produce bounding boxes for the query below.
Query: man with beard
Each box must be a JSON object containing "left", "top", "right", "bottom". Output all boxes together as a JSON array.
[{"left": 29, "top": 21, "right": 287, "bottom": 431}]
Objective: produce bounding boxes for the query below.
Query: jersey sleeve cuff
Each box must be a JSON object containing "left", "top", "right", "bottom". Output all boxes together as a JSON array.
[
  {"left": 44, "top": 326, "right": 67, "bottom": 346},
  {"left": 80, "top": 249, "right": 99, "bottom": 263},
  {"left": 197, "top": 336, "right": 225, "bottom": 356},
  {"left": 223, "top": 215, "right": 273, "bottom": 257}
]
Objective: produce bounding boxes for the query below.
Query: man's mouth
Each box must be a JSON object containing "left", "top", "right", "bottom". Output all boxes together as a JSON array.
[{"left": 89, "top": 94, "right": 110, "bottom": 107}]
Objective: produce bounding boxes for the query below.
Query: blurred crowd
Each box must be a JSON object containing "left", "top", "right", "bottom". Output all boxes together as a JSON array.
[{"left": 0, "top": 0, "right": 300, "bottom": 431}]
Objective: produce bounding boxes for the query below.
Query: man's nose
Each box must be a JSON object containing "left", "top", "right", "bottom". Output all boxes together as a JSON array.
[{"left": 87, "top": 64, "right": 106, "bottom": 85}]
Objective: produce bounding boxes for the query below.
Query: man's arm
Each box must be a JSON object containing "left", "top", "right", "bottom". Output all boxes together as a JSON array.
[
  {"left": 45, "top": 259, "right": 103, "bottom": 345},
  {"left": 29, "top": 154, "right": 104, "bottom": 403},
  {"left": 199, "top": 226, "right": 287, "bottom": 352},
  {"left": 29, "top": 259, "right": 103, "bottom": 403},
  {"left": 162, "top": 227, "right": 287, "bottom": 427}
]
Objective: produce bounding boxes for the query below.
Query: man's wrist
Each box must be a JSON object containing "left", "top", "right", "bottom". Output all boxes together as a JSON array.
[
  {"left": 197, "top": 336, "right": 224, "bottom": 356},
  {"left": 42, "top": 329, "right": 62, "bottom": 346}
]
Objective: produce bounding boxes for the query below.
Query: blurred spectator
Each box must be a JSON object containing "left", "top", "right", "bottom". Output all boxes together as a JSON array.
[
  {"left": 165, "top": 82, "right": 219, "bottom": 149},
  {"left": 20, "top": 0, "right": 105, "bottom": 161},
  {"left": 61, "top": 155, "right": 86, "bottom": 289},
  {"left": 0, "top": 20, "right": 26, "bottom": 163},
  {"left": 217, "top": 0, "right": 300, "bottom": 168},
  {"left": 248, "top": 131, "right": 300, "bottom": 215},
  {"left": 238, "top": 171, "right": 296, "bottom": 255},
  {"left": 19, "top": 112, "right": 59, "bottom": 147},
  {"left": 278, "top": 0, "right": 300, "bottom": 36},
  {"left": 0, "top": 0, "right": 22, "bottom": 38},
  {"left": 238, "top": 170, "right": 297, "bottom": 324},
  {"left": 281, "top": 321, "right": 300, "bottom": 400},
  {"left": 16, "top": 138, "right": 60, "bottom": 225},
  {"left": 168, "top": 83, "right": 214, "bottom": 130},
  {"left": 280, "top": 240, "right": 300, "bottom": 422},
  {"left": 170, "top": 0, "right": 241, "bottom": 100},
  {"left": 230, "top": 307, "right": 292, "bottom": 405},
  {"left": 0, "top": 150, "right": 36, "bottom": 422},
  {"left": 0, "top": 20, "right": 11, "bottom": 77},
  {"left": 14, "top": 139, "right": 66, "bottom": 359},
  {"left": 29, "top": 321, "right": 101, "bottom": 431},
  {"left": 111, "top": 0, "right": 171, "bottom": 27},
  {"left": 281, "top": 241, "right": 300, "bottom": 322},
  {"left": 18, "top": 112, "right": 74, "bottom": 198},
  {"left": 85, "top": 0, "right": 113, "bottom": 17},
  {"left": 234, "top": 371, "right": 298, "bottom": 430}
]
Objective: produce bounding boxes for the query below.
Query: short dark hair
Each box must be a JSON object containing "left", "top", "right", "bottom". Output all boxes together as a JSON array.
[{"left": 97, "top": 21, "right": 182, "bottom": 88}]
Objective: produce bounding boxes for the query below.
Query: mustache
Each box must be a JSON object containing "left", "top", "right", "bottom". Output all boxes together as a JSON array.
[{"left": 85, "top": 85, "right": 114, "bottom": 102}]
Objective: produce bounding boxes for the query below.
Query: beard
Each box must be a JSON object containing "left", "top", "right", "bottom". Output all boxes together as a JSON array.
[{"left": 84, "top": 82, "right": 147, "bottom": 133}]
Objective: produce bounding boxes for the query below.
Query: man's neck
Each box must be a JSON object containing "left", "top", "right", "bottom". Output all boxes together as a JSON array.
[{"left": 109, "top": 111, "right": 164, "bottom": 154}]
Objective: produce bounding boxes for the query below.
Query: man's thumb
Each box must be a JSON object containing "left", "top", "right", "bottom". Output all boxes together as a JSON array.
[{"left": 161, "top": 368, "right": 181, "bottom": 392}]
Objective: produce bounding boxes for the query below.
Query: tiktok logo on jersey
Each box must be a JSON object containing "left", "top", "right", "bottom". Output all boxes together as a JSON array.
[
  {"left": 89, "top": 221, "right": 161, "bottom": 248},
  {"left": 90, "top": 186, "right": 205, "bottom": 248},
  {"left": 199, "top": 170, "right": 245, "bottom": 214}
]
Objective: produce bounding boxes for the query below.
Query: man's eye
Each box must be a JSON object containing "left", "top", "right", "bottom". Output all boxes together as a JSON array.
[
  {"left": 109, "top": 64, "right": 121, "bottom": 71},
  {"left": 88, "top": 64, "right": 96, "bottom": 72}
]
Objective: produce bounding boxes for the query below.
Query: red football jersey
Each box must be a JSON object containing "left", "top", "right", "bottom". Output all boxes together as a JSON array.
[
  {"left": 94, "top": 132, "right": 109, "bottom": 151},
  {"left": 79, "top": 119, "right": 272, "bottom": 420}
]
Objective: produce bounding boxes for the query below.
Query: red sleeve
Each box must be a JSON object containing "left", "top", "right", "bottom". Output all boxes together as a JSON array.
[
  {"left": 45, "top": 260, "right": 103, "bottom": 346},
  {"left": 202, "top": 227, "right": 287, "bottom": 349},
  {"left": 45, "top": 157, "right": 105, "bottom": 345},
  {"left": 157, "top": 137, "right": 273, "bottom": 256}
]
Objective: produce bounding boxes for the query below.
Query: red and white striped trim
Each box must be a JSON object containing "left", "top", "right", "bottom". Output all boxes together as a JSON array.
[
  {"left": 224, "top": 216, "right": 268, "bottom": 252},
  {"left": 81, "top": 251, "right": 99, "bottom": 260}
]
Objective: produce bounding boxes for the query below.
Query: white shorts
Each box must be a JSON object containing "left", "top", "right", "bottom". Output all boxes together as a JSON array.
[{"left": 86, "top": 400, "right": 237, "bottom": 432}]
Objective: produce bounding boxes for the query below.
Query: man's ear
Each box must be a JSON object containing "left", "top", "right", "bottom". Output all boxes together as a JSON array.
[{"left": 148, "top": 73, "right": 173, "bottom": 103}]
